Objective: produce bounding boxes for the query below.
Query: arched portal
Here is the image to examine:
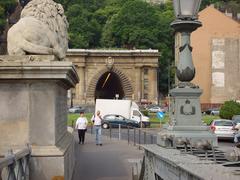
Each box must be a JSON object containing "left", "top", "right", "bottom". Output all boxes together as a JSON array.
[
  {"left": 86, "top": 67, "right": 134, "bottom": 103},
  {"left": 95, "top": 71, "right": 124, "bottom": 99}
]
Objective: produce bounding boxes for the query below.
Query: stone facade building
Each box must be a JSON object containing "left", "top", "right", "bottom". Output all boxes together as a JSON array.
[
  {"left": 175, "top": 6, "right": 240, "bottom": 105},
  {"left": 66, "top": 49, "right": 159, "bottom": 105}
]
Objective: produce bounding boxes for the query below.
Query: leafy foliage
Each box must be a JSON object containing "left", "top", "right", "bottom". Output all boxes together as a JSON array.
[
  {"left": 0, "top": 0, "right": 17, "bottom": 33},
  {"left": 219, "top": 100, "right": 240, "bottom": 119}
]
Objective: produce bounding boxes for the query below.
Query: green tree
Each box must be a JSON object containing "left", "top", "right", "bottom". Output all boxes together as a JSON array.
[
  {"left": 101, "top": 0, "right": 161, "bottom": 49},
  {"left": 0, "top": 6, "right": 4, "bottom": 33},
  {"left": 66, "top": 3, "right": 102, "bottom": 48},
  {"left": 220, "top": 100, "right": 240, "bottom": 119},
  {"left": 0, "top": 0, "right": 17, "bottom": 34},
  {"left": 0, "top": 0, "right": 17, "bottom": 14}
]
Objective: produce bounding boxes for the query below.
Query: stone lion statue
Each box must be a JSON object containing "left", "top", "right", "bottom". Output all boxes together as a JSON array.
[{"left": 7, "top": 0, "right": 68, "bottom": 60}]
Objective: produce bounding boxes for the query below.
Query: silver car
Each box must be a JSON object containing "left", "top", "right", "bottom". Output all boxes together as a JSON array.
[
  {"left": 147, "top": 106, "right": 163, "bottom": 113},
  {"left": 210, "top": 119, "right": 235, "bottom": 140}
]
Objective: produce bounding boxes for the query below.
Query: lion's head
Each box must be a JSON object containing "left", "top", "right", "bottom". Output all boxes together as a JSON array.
[{"left": 21, "top": 0, "right": 69, "bottom": 52}]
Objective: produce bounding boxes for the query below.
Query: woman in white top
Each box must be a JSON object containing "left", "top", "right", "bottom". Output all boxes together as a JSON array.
[
  {"left": 75, "top": 112, "right": 88, "bottom": 144},
  {"left": 91, "top": 110, "right": 103, "bottom": 146}
]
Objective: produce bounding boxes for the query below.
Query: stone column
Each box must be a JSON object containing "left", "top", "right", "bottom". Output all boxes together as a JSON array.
[
  {"left": 135, "top": 66, "right": 142, "bottom": 102},
  {"left": 0, "top": 55, "right": 79, "bottom": 180},
  {"left": 79, "top": 66, "right": 85, "bottom": 104},
  {"left": 74, "top": 66, "right": 85, "bottom": 105},
  {"left": 148, "top": 67, "right": 158, "bottom": 104}
]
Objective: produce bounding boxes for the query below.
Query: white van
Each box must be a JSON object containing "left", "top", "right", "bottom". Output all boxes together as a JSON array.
[{"left": 95, "top": 99, "right": 150, "bottom": 127}]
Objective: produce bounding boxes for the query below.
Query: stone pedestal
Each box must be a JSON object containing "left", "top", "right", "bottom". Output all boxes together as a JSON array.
[
  {"left": 157, "top": 86, "right": 217, "bottom": 147},
  {"left": 0, "top": 55, "right": 79, "bottom": 180}
]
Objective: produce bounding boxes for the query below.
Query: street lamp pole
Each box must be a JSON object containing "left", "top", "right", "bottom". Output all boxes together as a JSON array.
[{"left": 157, "top": 0, "right": 217, "bottom": 148}]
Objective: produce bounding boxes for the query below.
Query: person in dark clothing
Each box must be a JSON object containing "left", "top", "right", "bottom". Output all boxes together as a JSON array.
[{"left": 75, "top": 112, "right": 88, "bottom": 144}]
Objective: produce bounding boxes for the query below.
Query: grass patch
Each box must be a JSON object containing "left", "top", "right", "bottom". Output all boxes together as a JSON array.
[
  {"left": 68, "top": 113, "right": 220, "bottom": 127},
  {"left": 68, "top": 112, "right": 169, "bottom": 128},
  {"left": 202, "top": 115, "right": 220, "bottom": 125},
  {"left": 148, "top": 112, "right": 169, "bottom": 128},
  {"left": 67, "top": 113, "right": 93, "bottom": 127}
]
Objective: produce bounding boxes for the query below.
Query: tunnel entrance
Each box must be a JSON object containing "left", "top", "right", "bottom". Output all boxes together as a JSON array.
[{"left": 95, "top": 71, "right": 125, "bottom": 99}]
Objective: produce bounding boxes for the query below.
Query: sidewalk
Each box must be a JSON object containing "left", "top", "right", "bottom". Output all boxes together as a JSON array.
[{"left": 72, "top": 132, "right": 144, "bottom": 180}]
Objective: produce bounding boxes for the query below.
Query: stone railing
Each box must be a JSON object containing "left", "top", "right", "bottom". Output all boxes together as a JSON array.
[{"left": 0, "top": 145, "right": 31, "bottom": 180}]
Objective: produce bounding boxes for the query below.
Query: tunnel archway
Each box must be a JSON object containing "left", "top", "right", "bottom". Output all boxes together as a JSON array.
[{"left": 95, "top": 71, "right": 125, "bottom": 99}]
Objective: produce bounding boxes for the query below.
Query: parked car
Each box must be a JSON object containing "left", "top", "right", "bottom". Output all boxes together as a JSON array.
[
  {"left": 232, "top": 115, "right": 240, "bottom": 125},
  {"left": 202, "top": 108, "right": 220, "bottom": 115},
  {"left": 210, "top": 119, "right": 235, "bottom": 140},
  {"left": 68, "top": 106, "right": 85, "bottom": 113},
  {"left": 101, "top": 114, "right": 140, "bottom": 129},
  {"left": 147, "top": 106, "right": 163, "bottom": 113}
]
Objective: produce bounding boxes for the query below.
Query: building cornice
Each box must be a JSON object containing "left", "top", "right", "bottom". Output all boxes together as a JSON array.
[{"left": 67, "top": 49, "right": 160, "bottom": 57}]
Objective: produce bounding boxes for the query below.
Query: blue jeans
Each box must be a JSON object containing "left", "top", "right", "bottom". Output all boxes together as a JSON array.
[{"left": 95, "top": 125, "right": 102, "bottom": 144}]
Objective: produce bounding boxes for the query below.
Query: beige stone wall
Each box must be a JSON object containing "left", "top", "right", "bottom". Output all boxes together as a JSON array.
[
  {"left": 66, "top": 49, "right": 159, "bottom": 105},
  {"left": 190, "top": 6, "right": 240, "bottom": 104}
]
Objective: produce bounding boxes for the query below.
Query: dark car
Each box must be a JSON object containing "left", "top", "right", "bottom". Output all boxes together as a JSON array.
[
  {"left": 202, "top": 108, "right": 220, "bottom": 115},
  {"left": 102, "top": 114, "right": 140, "bottom": 129}
]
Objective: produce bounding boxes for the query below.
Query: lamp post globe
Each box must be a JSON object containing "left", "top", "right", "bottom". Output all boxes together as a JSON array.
[{"left": 173, "top": 0, "right": 202, "bottom": 20}]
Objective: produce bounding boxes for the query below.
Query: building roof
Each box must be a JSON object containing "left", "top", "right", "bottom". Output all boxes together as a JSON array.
[
  {"left": 68, "top": 49, "right": 158, "bottom": 53},
  {"left": 197, "top": 6, "right": 240, "bottom": 37}
]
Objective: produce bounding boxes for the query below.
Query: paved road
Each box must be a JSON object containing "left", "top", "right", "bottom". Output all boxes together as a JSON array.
[
  {"left": 72, "top": 127, "right": 237, "bottom": 180},
  {"left": 72, "top": 133, "right": 143, "bottom": 180}
]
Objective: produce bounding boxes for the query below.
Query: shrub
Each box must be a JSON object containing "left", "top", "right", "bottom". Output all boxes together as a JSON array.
[
  {"left": 219, "top": 100, "right": 240, "bottom": 119},
  {"left": 141, "top": 110, "right": 149, "bottom": 116}
]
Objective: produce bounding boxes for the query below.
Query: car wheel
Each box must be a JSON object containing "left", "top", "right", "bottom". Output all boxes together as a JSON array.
[
  {"left": 126, "top": 123, "right": 133, "bottom": 129},
  {"left": 102, "top": 123, "right": 109, "bottom": 129}
]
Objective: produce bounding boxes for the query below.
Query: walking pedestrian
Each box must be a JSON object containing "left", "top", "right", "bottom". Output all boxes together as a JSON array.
[
  {"left": 75, "top": 112, "right": 88, "bottom": 144},
  {"left": 91, "top": 110, "right": 103, "bottom": 146},
  {"left": 233, "top": 123, "right": 240, "bottom": 146}
]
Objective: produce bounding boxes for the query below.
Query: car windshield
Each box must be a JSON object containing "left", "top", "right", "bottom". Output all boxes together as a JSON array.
[
  {"left": 233, "top": 119, "right": 240, "bottom": 124},
  {"left": 104, "top": 115, "right": 115, "bottom": 120},
  {"left": 214, "top": 121, "right": 233, "bottom": 126}
]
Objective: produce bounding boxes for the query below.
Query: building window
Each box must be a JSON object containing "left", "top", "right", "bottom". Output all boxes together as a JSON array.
[
  {"left": 144, "top": 68, "right": 148, "bottom": 75},
  {"left": 143, "top": 79, "right": 149, "bottom": 90}
]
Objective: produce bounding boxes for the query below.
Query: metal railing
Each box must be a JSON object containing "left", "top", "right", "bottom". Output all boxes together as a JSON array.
[
  {"left": 0, "top": 145, "right": 31, "bottom": 180},
  {"left": 89, "top": 124, "right": 157, "bottom": 147}
]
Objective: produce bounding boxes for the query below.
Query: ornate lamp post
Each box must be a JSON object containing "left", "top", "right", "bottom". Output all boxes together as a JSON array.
[{"left": 157, "top": 0, "right": 217, "bottom": 147}]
